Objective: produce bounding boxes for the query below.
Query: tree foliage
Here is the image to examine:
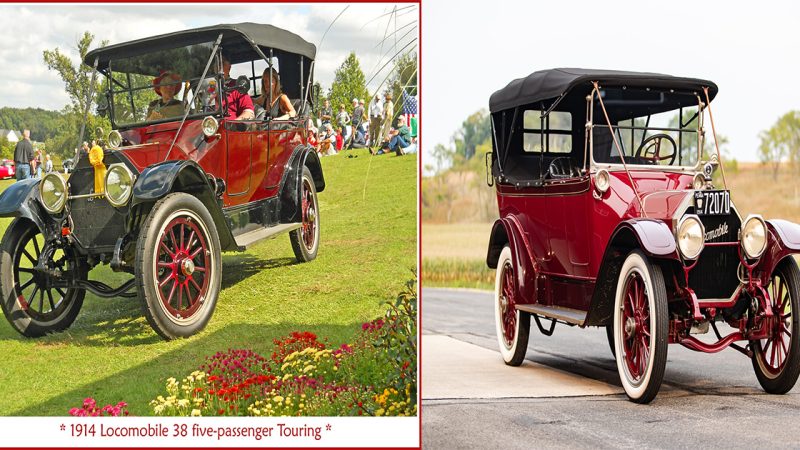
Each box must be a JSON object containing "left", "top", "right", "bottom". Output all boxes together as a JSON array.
[
  {"left": 0, "top": 107, "right": 62, "bottom": 142},
  {"left": 42, "top": 31, "right": 110, "bottom": 158},
  {"left": 388, "top": 52, "right": 417, "bottom": 112},
  {"left": 758, "top": 111, "right": 800, "bottom": 179},
  {"left": 327, "top": 52, "right": 369, "bottom": 116}
]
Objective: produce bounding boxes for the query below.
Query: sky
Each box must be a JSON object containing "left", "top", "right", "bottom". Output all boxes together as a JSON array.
[
  {"left": 0, "top": 3, "right": 418, "bottom": 112},
  {"left": 422, "top": 0, "right": 800, "bottom": 171}
]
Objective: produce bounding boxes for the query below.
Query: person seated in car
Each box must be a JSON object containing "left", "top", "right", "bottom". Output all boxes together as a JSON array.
[
  {"left": 253, "top": 67, "right": 296, "bottom": 120},
  {"left": 146, "top": 71, "right": 184, "bottom": 120},
  {"left": 221, "top": 55, "right": 254, "bottom": 120}
]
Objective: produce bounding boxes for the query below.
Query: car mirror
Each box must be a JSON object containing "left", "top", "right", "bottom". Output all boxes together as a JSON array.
[{"left": 225, "top": 75, "right": 250, "bottom": 95}]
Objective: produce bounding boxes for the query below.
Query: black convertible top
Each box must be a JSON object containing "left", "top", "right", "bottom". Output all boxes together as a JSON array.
[
  {"left": 84, "top": 22, "right": 316, "bottom": 70},
  {"left": 489, "top": 68, "right": 718, "bottom": 113}
]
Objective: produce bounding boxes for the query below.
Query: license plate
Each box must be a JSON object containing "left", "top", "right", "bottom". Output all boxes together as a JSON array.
[{"left": 694, "top": 190, "right": 731, "bottom": 216}]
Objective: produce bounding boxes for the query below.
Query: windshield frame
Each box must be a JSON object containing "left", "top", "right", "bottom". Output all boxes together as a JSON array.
[
  {"left": 588, "top": 87, "right": 705, "bottom": 173},
  {"left": 102, "top": 41, "right": 225, "bottom": 130}
]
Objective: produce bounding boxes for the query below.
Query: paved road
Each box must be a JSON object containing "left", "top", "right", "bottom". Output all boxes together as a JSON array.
[{"left": 422, "top": 288, "right": 800, "bottom": 449}]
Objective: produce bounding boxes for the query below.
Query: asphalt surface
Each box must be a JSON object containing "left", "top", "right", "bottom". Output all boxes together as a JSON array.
[{"left": 421, "top": 287, "right": 800, "bottom": 449}]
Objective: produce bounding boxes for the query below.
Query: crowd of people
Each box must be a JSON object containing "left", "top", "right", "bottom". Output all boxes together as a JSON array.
[
  {"left": 311, "top": 91, "right": 417, "bottom": 157},
  {"left": 12, "top": 129, "right": 54, "bottom": 181}
]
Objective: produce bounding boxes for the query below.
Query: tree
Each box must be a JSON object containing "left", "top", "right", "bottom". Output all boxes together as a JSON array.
[
  {"left": 327, "top": 53, "right": 369, "bottom": 117},
  {"left": 388, "top": 51, "right": 417, "bottom": 111},
  {"left": 42, "top": 31, "right": 111, "bottom": 158},
  {"left": 453, "top": 109, "right": 490, "bottom": 160},
  {"left": 758, "top": 111, "right": 800, "bottom": 180}
]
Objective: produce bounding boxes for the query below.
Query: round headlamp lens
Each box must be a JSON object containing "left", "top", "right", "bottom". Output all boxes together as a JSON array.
[
  {"left": 104, "top": 165, "right": 133, "bottom": 207},
  {"left": 678, "top": 216, "right": 704, "bottom": 260},
  {"left": 742, "top": 216, "right": 767, "bottom": 259},
  {"left": 595, "top": 169, "right": 610, "bottom": 193},
  {"left": 107, "top": 130, "right": 122, "bottom": 149},
  {"left": 202, "top": 116, "right": 219, "bottom": 137},
  {"left": 40, "top": 173, "right": 67, "bottom": 213}
]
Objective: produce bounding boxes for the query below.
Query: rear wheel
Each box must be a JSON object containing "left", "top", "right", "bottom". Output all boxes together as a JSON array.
[
  {"left": 135, "top": 193, "right": 221, "bottom": 340},
  {"left": 751, "top": 257, "right": 800, "bottom": 394},
  {"left": 613, "top": 250, "right": 668, "bottom": 403},
  {"left": 0, "top": 219, "right": 86, "bottom": 337},
  {"left": 290, "top": 166, "right": 320, "bottom": 262},
  {"left": 494, "top": 246, "right": 530, "bottom": 365}
]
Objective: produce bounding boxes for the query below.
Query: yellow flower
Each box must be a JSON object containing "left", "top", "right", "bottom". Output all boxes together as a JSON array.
[
  {"left": 178, "top": 399, "right": 190, "bottom": 408},
  {"left": 191, "top": 409, "right": 201, "bottom": 417},
  {"left": 303, "top": 365, "right": 315, "bottom": 373},
  {"left": 376, "top": 408, "right": 385, "bottom": 416},
  {"left": 154, "top": 404, "right": 165, "bottom": 415},
  {"left": 273, "top": 396, "right": 284, "bottom": 403}
]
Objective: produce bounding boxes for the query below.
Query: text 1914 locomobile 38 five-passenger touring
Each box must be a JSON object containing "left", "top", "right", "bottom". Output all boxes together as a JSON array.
[
  {"left": 486, "top": 68, "right": 800, "bottom": 403},
  {"left": 0, "top": 23, "right": 324, "bottom": 340}
]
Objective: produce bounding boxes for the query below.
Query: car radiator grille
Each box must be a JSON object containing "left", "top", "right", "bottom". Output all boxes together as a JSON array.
[
  {"left": 687, "top": 211, "right": 742, "bottom": 300},
  {"left": 67, "top": 164, "right": 127, "bottom": 252}
]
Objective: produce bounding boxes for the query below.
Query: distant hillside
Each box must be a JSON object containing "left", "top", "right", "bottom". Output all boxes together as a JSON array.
[{"left": 0, "top": 107, "right": 63, "bottom": 142}]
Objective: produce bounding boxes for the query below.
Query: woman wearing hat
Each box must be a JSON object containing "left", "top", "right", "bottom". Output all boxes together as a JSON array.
[{"left": 146, "top": 71, "right": 184, "bottom": 121}]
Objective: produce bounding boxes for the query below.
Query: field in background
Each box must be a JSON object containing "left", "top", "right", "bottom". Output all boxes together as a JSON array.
[{"left": 423, "top": 162, "right": 800, "bottom": 290}]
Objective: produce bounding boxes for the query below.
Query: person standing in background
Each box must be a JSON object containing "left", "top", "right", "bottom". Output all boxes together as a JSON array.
[
  {"left": 34, "top": 149, "right": 43, "bottom": 178},
  {"left": 349, "top": 98, "right": 365, "bottom": 149},
  {"left": 368, "top": 95, "right": 383, "bottom": 148},
  {"left": 380, "top": 92, "right": 394, "bottom": 145},
  {"left": 45, "top": 154, "right": 53, "bottom": 173},
  {"left": 13, "top": 129, "right": 34, "bottom": 181}
]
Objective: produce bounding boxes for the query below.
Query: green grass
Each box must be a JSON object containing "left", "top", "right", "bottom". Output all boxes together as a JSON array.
[
  {"left": 422, "top": 258, "right": 494, "bottom": 291},
  {"left": 0, "top": 149, "right": 416, "bottom": 416}
]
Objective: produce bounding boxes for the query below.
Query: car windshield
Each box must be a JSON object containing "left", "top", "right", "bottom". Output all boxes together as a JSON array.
[
  {"left": 592, "top": 88, "right": 701, "bottom": 168},
  {"left": 106, "top": 41, "right": 219, "bottom": 127}
]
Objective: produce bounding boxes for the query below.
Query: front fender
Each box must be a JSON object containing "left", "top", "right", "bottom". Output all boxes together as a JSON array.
[
  {"left": 131, "top": 159, "right": 235, "bottom": 251},
  {"left": 767, "top": 219, "right": 800, "bottom": 250},
  {"left": 617, "top": 219, "right": 677, "bottom": 257},
  {"left": 486, "top": 217, "right": 538, "bottom": 304},
  {"left": 0, "top": 178, "right": 45, "bottom": 231}
]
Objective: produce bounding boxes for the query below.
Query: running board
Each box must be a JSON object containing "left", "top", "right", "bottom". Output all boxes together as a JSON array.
[
  {"left": 515, "top": 304, "right": 586, "bottom": 326},
  {"left": 234, "top": 223, "right": 301, "bottom": 249}
]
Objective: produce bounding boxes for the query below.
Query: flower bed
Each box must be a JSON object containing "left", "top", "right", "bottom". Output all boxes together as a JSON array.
[{"left": 72, "top": 280, "right": 417, "bottom": 417}]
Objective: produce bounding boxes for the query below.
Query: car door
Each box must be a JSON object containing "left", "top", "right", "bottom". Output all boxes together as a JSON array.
[{"left": 224, "top": 121, "right": 254, "bottom": 201}]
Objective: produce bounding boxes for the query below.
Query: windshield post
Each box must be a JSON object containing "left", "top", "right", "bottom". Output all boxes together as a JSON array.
[
  {"left": 76, "top": 56, "right": 99, "bottom": 164},
  {"left": 162, "top": 32, "right": 223, "bottom": 162}
]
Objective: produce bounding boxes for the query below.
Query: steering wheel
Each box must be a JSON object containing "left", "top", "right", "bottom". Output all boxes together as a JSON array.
[{"left": 634, "top": 133, "right": 677, "bottom": 165}]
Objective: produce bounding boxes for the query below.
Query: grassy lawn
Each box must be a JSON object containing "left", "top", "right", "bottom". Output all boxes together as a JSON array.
[{"left": 0, "top": 148, "right": 416, "bottom": 416}]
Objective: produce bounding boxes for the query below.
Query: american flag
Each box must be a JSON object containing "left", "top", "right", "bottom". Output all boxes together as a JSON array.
[{"left": 401, "top": 90, "right": 418, "bottom": 135}]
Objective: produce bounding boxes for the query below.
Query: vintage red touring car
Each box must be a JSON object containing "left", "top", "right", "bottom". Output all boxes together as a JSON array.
[
  {"left": 0, "top": 23, "right": 324, "bottom": 339},
  {"left": 486, "top": 69, "right": 800, "bottom": 403}
]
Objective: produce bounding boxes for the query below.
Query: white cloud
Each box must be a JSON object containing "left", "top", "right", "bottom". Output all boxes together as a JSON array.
[{"left": 0, "top": 3, "right": 417, "bottom": 112}]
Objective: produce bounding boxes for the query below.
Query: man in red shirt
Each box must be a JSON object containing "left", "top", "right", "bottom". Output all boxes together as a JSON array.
[{"left": 221, "top": 55, "right": 254, "bottom": 120}]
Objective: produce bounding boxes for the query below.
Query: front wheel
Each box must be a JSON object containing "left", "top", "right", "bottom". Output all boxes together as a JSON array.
[
  {"left": 0, "top": 219, "right": 87, "bottom": 337},
  {"left": 613, "top": 250, "right": 668, "bottom": 403},
  {"left": 135, "top": 193, "right": 221, "bottom": 340},
  {"left": 751, "top": 257, "right": 800, "bottom": 394},
  {"left": 290, "top": 166, "right": 320, "bottom": 262},
  {"left": 494, "top": 246, "right": 530, "bottom": 365}
]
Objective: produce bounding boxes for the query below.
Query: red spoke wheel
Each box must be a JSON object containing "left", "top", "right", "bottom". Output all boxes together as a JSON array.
[
  {"left": 613, "top": 251, "right": 668, "bottom": 403},
  {"left": 752, "top": 257, "right": 800, "bottom": 394},
  {"left": 494, "top": 246, "right": 529, "bottom": 366},
  {"left": 290, "top": 166, "right": 320, "bottom": 262},
  {"left": 136, "top": 193, "right": 221, "bottom": 340},
  {"left": 0, "top": 218, "right": 86, "bottom": 337}
]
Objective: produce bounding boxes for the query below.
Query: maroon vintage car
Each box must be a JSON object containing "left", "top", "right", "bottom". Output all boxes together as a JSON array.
[
  {"left": 486, "top": 68, "right": 800, "bottom": 403},
  {"left": 0, "top": 23, "right": 323, "bottom": 340}
]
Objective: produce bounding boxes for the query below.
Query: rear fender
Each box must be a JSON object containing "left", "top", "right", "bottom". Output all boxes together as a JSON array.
[
  {"left": 486, "top": 217, "right": 538, "bottom": 303},
  {"left": 279, "top": 145, "right": 325, "bottom": 224},
  {"left": 585, "top": 219, "right": 679, "bottom": 326},
  {"left": 131, "top": 160, "right": 235, "bottom": 251}
]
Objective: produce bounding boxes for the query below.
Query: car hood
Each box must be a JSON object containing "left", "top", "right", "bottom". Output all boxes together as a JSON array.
[{"left": 639, "top": 190, "right": 692, "bottom": 228}]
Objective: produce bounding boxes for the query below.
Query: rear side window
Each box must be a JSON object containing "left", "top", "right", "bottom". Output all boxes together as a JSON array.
[{"left": 522, "top": 110, "right": 571, "bottom": 153}]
